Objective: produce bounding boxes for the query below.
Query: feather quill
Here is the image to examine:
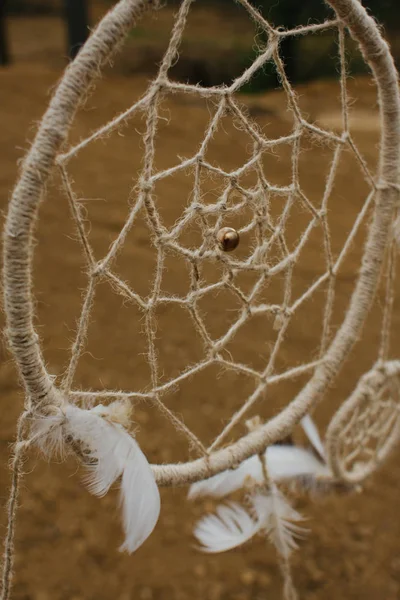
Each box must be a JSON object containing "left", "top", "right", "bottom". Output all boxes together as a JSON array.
[
  {"left": 300, "top": 415, "right": 326, "bottom": 462},
  {"left": 188, "top": 445, "right": 329, "bottom": 500},
  {"left": 253, "top": 485, "right": 307, "bottom": 559},
  {"left": 32, "top": 401, "right": 160, "bottom": 553}
]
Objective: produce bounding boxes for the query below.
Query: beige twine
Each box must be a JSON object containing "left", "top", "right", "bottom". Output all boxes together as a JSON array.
[{"left": 1, "top": 0, "right": 400, "bottom": 596}]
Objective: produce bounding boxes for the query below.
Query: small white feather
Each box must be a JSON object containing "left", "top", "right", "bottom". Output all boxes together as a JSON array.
[
  {"left": 194, "top": 502, "right": 264, "bottom": 553},
  {"left": 300, "top": 414, "right": 326, "bottom": 461},
  {"left": 254, "top": 485, "right": 307, "bottom": 559},
  {"left": 188, "top": 445, "right": 329, "bottom": 500},
  {"left": 193, "top": 486, "right": 306, "bottom": 556},
  {"left": 32, "top": 402, "right": 160, "bottom": 553},
  {"left": 188, "top": 454, "right": 262, "bottom": 500}
]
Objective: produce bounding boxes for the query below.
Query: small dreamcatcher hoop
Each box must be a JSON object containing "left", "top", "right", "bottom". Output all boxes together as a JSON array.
[{"left": 326, "top": 360, "right": 400, "bottom": 484}]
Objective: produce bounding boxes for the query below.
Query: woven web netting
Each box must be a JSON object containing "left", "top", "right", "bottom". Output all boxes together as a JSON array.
[{"left": 49, "top": 0, "right": 392, "bottom": 459}]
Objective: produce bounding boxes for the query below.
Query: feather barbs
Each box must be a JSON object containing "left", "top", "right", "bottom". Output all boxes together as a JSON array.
[
  {"left": 194, "top": 501, "right": 263, "bottom": 553},
  {"left": 193, "top": 488, "right": 307, "bottom": 556},
  {"left": 256, "top": 485, "right": 308, "bottom": 559}
]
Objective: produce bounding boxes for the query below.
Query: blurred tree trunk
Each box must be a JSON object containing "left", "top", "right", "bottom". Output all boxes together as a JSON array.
[
  {"left": 0, "top": 0, "right": 10, "bottom": 66},
  {"left": 279, "top": 35, "right": 296, "bottom": 83},
  {"left": 276, "top": 1, "right": 303, "bottom": 84},
  {"left": 64, "top": 0, "right": 89, "bottom": 59}
]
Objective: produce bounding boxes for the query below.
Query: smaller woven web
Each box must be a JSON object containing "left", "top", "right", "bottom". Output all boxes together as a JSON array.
[
  {"left": 340, "top": 375, "right": 400, "bottom": 471},
  {"left": 327, "top": 358, "right": 400, "bottom": 481},
  {"left": 53, "top": 0, "right": 383, "bottom": 459}
]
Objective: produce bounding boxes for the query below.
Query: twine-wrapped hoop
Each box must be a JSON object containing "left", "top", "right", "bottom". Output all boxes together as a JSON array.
[
  {"left": 3, "top": 0, "right": 400, "bottom": 489},
  {"left": 326, "top": 361, "right": 400, "bottom": 484}
]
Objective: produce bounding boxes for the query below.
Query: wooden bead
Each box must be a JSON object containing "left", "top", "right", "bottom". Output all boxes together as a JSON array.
[{"left": 217, "top": 227, "right": 240, "bottom": 252}]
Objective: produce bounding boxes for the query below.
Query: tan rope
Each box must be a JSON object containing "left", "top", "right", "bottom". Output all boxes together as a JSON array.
[
  {"left": 0, "top": 411, "right": 31, "bottom": 600},
  {"left": 258, "top": 453, "right": 298, "bottom": 600}
]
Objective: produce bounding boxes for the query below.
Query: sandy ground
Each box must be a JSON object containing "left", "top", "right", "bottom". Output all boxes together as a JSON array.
[{"left": 1, "top": 6, "right": 400, "bottom": 600}]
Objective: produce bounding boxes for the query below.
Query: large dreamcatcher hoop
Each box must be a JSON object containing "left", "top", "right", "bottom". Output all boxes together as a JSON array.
[
  {"left": 3, "top": 0, "right": 400, "bottom": 486},
  {"left": 2, "top": 0, "right": 400, "bottom": 597}
]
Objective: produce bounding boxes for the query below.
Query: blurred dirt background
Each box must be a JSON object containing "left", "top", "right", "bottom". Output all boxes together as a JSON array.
[{"left": 1, "top": 2, "right": 400, "bottom": 599}]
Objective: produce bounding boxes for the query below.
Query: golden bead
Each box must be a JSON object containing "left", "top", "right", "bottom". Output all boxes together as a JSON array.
[{"left": 216, "top": 227, "right": 240, "bottom": 252}]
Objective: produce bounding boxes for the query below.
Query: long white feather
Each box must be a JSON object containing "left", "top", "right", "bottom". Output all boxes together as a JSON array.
[
  {"left": 188, "top": 445, "right": 329, "bottom": 500},
  {"left": 31, "top": 402, "right": 160, "bottom": 553},
  {"left": 194, "top": 502, "right": 265, "bottom": 553},
  {"left": 267, "top": 445, "right": 328, "bottom": 480},
  {"left": 300, "top": 415, "right": 326, "bottom": 462},
  {"left": 253, "top": 485, "right": 307, "bottom": 559}
]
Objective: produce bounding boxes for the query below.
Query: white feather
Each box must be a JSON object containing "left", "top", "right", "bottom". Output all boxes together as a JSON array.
[
  {"left": 253, "top": 485, "right": 307, "bottom": 559},
  {"left": 194, "top": 502, "right": 264, "bottom": 553},
  {"left": 268, "top": 445, "right": 328, "bottom": 480},
  {"left": 188, "top": 445, "right": 329, "bottom": 500},
  {"left": 31, "top": 402, "right": 160, "bottom": 553},
  {"left": 193, "top": 486, "right": 307, "bottom": 556},
  {"left": 300, "top": 415, "right": 326, "bottom": 461},
  {"left": 188, "top": 454, "right": 262, "bottom": 500},
  {"left": 31, "top": 408, "right": 67, "bottom": 458}
]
